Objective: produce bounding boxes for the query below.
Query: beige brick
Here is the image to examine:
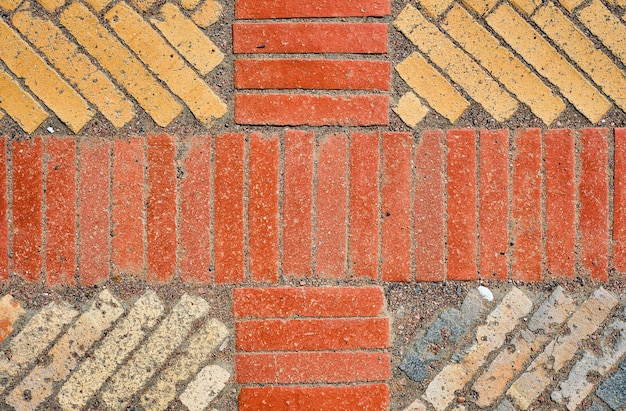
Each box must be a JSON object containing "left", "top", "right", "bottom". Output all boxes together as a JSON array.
[
  {"left": 0, "top": 295, "right": 24, "bottom": 343},
  {"left": 509, "top": 0, "right": 541, "bottom": 15},
  {"left": 13, "top": 4, "right": 135, "bottom": 129},
  {"left": 418, "top": 0, "right": 452, "bottom": 18},
  {"left": 507, "top": 288, "right": 618, "bottom": 410},
  {"left": 59, "top": 2, "right": 182, "bottom": 127},
  {"left": 577, "top": 0, "right": 626, "bottom": 67},
  {"left": 131, "top": 0, "right": 156, "bottom": 12},
  {"left": 461, "top": 0, "right": 497, "bottom": 16},
  {"left": 6, "top": 290, "right": 124, "bottom": 411},
  {"left": 0, "top": 67, "right": 48, "bottom": 133},
  {"left": 559, "top": 0, "right": 583, "bottom": 12},
  {"left": 424, "top": 288, "right": 533, "bottom": 411},
  {"left": 443, "top": 4, "right": 564, "bottom": 125},
  {"left": 180, "top": 364, "right": 230, "bottom": 411},
  {"left": 393, "top": 92, "right": 429, "bottom": 128},
  {"left": 180, "top": 0, "right": 200, "bottom": 10},
  {"left": 486, "top": 4, "right": 611, "bottom": 124},
  {"left": 35, "top": 0, "right": 63, "bottom": 13},
  {"left": 151, "top": 3, "right": 224, "bottom": 75},
  {"left": 106, "top": 2, "right": 227, "bottom": 127},
  {"left": 192, "top": 0, "right": 222, "bottom": 28},
  {"left": 57, "top": 291, "right": 164, "bottom": 411},
  {"left": 0, "top": 20, "right": 93, "bottom": 133},
  {"left": 0, "top": 0, "right": 21, "bottom": 11},
  {"left": 395, "top": 52, "right": 468, "bottom": 123}
]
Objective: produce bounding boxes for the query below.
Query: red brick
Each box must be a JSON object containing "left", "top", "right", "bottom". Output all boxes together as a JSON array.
[
  {"left": 614, "top": 128, "right": 626, "bottom": 272},
  {"left": 45, "top": 138, "right": 76, "bottom": 286},
  {"left": 248, "top": 133, "right": 279, "bottom": 283},
  {"left": 355, "top": 352, "right": 391, "bottom": 382},
  {"left": 235, "top": 0, "right": 390, "bottom": 18},
  {"left": 233, "top": 23, "right": 388, "bottom": 54},
  {"left": 316, "top": 134, "right": 348, "bottom": 277},
  {"left": 214, "top": 134, "right": 245, "bottom": 283},
  {"left": 180, "top": 136, "right": 211, "bottom": 283},
  {"left": 479, "top": 129, "right": 509, "bottom": 280},
  {"left": 236, "top": 318, "right": 389, "bottom": 351},
  {"left": 233, "top": 286, "right": 384, "bottom": 318},
  {"left": 382, "top": 132, "right": 412, "bottom": 282},
  {"left": 283, "top": 130, "right": 313, "bottom": 276},
  {"left": 234, "top": 59, "right": 391, "bottom": 91},
  {"left": 447, "top": 129, "right": 478, "bottom": 280},
  {"left": 512, "top": 129, "right": 542, "bottom": 282},
  {"left": 414, "top": 130, "right": 445, "bottom": 282},
  {"left": 236, "top": 353, "right": 277, "bottom": 384},
  {"left": 579, "top": 128, "right": 609, "bottom": 281},
  {"left": 239, "top": 384, "right": 390, "bottom": 411},
  {"left": 235, "top": 93, "right": 389, "bottom": 127},
  {"left": 112, "top": 137, "right": 144, "bottom": 278},
  {"left": 349, "top": 132, "right": 379, "bottom": 279},
  {"left": 0, "top": 138, "right": 8, "bottom": 281},
  {"left": 146, "top": 134, "right": 177, "bottom": 283},
  {"left": 12, "top": 138, "right": 43, "bottom": 282},
  {"left": 545, "top": 129, "right": 575, "bottom": 278},
  {"left": 79, "top": 137, "right": 111, "bottom": 286}
]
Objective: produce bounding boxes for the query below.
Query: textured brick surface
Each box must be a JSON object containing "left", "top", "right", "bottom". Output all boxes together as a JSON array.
[
  {"left": 615, "top": 128, "right": 626, "bottom": 272},
  {"left": 235, "top": 0, "right": 390, "bottom": 18}
]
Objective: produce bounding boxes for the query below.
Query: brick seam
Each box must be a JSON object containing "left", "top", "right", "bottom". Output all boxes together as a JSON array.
[
  {"left": 243, "top": 133, "right": 250, "bottom": 283},
  {"left": 311, "top": 134, "right": 319, "bottom": 277},
  {"left": 277, "top": 132, "right": 285, "bottom": 282},
  {"left": 377, "top": 130, "right": 383, "bottom": 281}
]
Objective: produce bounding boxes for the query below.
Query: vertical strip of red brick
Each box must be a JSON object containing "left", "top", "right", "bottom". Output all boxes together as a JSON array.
[
  {"left": 112, "top": 137, "right": 144, "bottom": 278},
  {"left": 512, "top": 129, "right": 542, "bottom": 282},
  {"left": 214, "top": 134, "right": 245, "bottom": 283},
  {"left": 180, "top": 136, "right": 212, "bottom": 283},
  {"left": 283, "top": 130, "right": 314, "bottom": 277},
  {"left": 615, "top": 129, "right": 626, "bottom": 273},
  {"left": 382, "top": 132, "right": 412, "bottom": 282},
  {"left": 447, "top": 129, "right": 477, "bottom": 280},
  {"left": 249, "top": 132, "right": 279, "bottom": 283},
  {"left": 12, "top": 138, "right": 43, "bottom": 282},
  {"left": 414, "top": 130, "right": 445, "bottom": 282},
  {"left": 349, "top": 132, "right": 379, "bottom": 279},
  {"left": 79, "top": 137, "right": 111, "bottom": 286},
  {"left": 545, "top": 129, "right": 575, "bottom": 278},
  {"left": 45, "top": 138, "right": 76, "bottom": 285},
  {"left": 579, "top": 128, "right": 609, "bottom": 281},
  {"left": 479, "top": 129, "right": 509, "bottom": 280},
  {"left": 316, "top": 133, "right": 348, "bottom": 278},
  {"left": 146, "top": 134, "right": 177, "bottom": 283},
  {"left": 0, "top": 138, "right": 8, "bottom": 281}
]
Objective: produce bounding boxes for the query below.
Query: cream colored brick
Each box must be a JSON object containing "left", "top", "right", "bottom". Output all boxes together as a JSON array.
[
  {"left": 0, "top": 20, "right": 93, "bottom": 133},
  {"left": 559, "top": 0, "right": 583, "bottom": 12},
  {"left": 509, "top": 0, "right": 541, "bottom": 15},
  {"left": 0, "top": 67, "right": 48, "bottom": 133},
  {"left": 192, "top": 0, "right": 222, "bottom": 28},
  {"left": 486, "top": 4, "right": 610, "bottom": 124},
  {"left": 35, "top": 0, "right": 63, "bottom": 12},
  {"left": 578, "top": 0, "right": 626, "bottom": 67},
  {"left": 13, "top": 4, "right": 135, "bottom": 129},
  {"left": 396, "top": 52, "right": 468, "bottom": 123},
  {"left": 59, "top": 2, "right": 182, "bottom": 127},
  {"left": 393, "top": 92, "right": 429, "bottom": 128},
  {"left": 418, "top": 0, "right": 452, "bottom": 18},
  {"left": 106, "top": 2, "right": 227, "bottom": 127},
  {"left": 151, "top": 3, "right": 224, "bottom": 75},
  {"left": 443, "top": 4, "right": 564, "bottom": 125},
  {"left": 461, "top": 0, "right": 497, "bottom": 16},
  {"left": 0, "top": 295, "right": 24, "bottom": 342},
  {"left": 180, "top": 364, "right": 230, "bottom": 411}
]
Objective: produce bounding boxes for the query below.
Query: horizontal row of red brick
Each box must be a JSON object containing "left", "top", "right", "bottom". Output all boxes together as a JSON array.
[{"left": 0, "top": 128, "right": 623, "bottom": 285}]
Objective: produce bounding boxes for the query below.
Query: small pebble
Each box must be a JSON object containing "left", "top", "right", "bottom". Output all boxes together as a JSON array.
[{"left": 457, "top": 397, "right": 465, "bottom": 403}]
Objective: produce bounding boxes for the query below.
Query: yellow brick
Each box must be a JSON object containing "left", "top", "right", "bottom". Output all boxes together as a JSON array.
[
  {"left": 559, "top": 0, "right": 583, "bottom": 12},
  {"left": 0, "top": 20, "right": 93, "bottom": 133},
  {"left": 82, "top": 0, "right": 111, "bottom": 13},
  {"left": 13, "top": 4, "right": 135, "bottom": 128},
  {"left": 486, "top": 4, "right": 610, "bottom": 124},
  {"left": 151, "top": 3, "right": 224, "bottom": 75},
  {"left": 180, "top": 0, "right": 200, "bottom": 10},
  {"left": 395, "top": 4, "right": 518, "bottom": 122},
  {"left": 509, "top": 0, "right": 541, "bottom": 15},
  {"left": 192, "top": 0, "right": 221, "bottom": 28},
  {"left": 0, "top": 68, "right": 48, "bottom": 133},
  {"left": 0, "top": 0, "right": 21, "bottom": 12},
  {"left": 443, "top": 4, "right": 564, "bottom": 125},
  {"left": 461, "top": 0, "right": 497, "bottom": 16},
  {"left": 393, "top": 92, "right": 429, "bottom": 128},
  {"left": 35, "top": 0, "right": 63, "bottom": 13},
  {"left": 131, "top": 0, "right": 155, "bottom": 12},
  {"left": 60, "top": 2, "right": 182, "bottom": 127},
  {"left": 534, "top": 3, "right": 626, "bottom": 114},
  {"left": 417, "top": 0, "right": 452, "bottom": 18},
  {"left": 106, "top": 2, "right": 226, "bottom": 127},
  {"left": 577, "top": 0, "right": 626, "bottom": 67},
  {"left": 396, "top": 52, "right": 468, "bottom": 123}
]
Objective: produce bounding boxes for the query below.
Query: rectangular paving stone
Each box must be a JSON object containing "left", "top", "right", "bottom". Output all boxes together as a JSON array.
[
  {"left": 510, "top": 0, "right": 541, "bottom": 14},
  {"left": 0, "top": 67, "right": 48, "bottom": 133},
  {"left": 462, "top": 0, "right": 498, "bottom": 15},
  {"left": 419, "top": 0, "right": 452, "bottom": 17},
  {"left": 180, "top": 364, "right": 230, "bottom": 411},
  {"left": 235, "top": 0, "right": 390, "bottom": 18},
  {"left": 577, "top": 0, "right": 626, "bottom": 67},
  {"left": 191, "top": 0, "right": 222, "bottom": 28},
  {"left": 393, "top": 92, "right": 429, "bottom": 128},
  {"left": 615, "top": 129, "right": 626, "bottom": 272}
]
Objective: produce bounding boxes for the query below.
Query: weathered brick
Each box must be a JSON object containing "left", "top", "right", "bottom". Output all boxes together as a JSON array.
[
  {"left": 191, "top": 0, "right": 222, "bottom": 28},
  {"left": 235, "top": 94, "right": 389, "bottom": 126},
  {"left": 349, "top": 132, "right": 380, "bottom": 279},
  {"left": 545, "top": 129, "right": 575, "bottom": 278},
  {"left": 0, "top": 68, "right": 48, "bottom": 133},
  {"left": 147, "top": 134, "right": 177, "bottom": 283},
  {"left": 112, "top": 137, "right": 145, "bottom": 277},
  {"left": 596, "top": 369, "right": 626, "bottom": 410},
  {"left": 236, "top": 318, "right": 389, "bottom": 352},
  {"left": 0, "top": 138, "right": 7, "bottom": 280},
  {"left": 45, "top": 137, "right": 76, "bottom": 285},
  {"left": 512, "top": 129, "right": 542, "bottom": 281},
  {"left": 447, "top": 129, "right": 477, "bottom": 280},
  {"left": 235, "top": 59, "right": 391, "bottom": 91},
  {"left": 248, "top": 133, "right": 279, "bottom": 283},
  {"left": 214, "top": 134, "right": 245, "bottom": 283},
  {"left": 479, "top": 129, "right": 509, "bottom": 280},
  {"left": 382, "top": 132, "right": 412, "bottom": 282},
  {"left": 180, "top": 136, "right": 212, "bottom": 283},
  {"left": 283, "top": 130, "right": 314, "bottom": 276},
  {"left": 235, "top": 0, "right": 390, "bottom": 18},
  {"left": 233, "top": 22, "right": 388, "bottom": 54},
  {"left": 414, "top": 130, "right": 445, "bottom": 281},
  {"left": 239, "top": 384, "right": 390, "bottom": 411},
  {"left": 0, "top": 295, "right": 24, "bottom": 342},
  {"left": 180, "top": 364, "right": 230, "bottom": 411},
  {"left": 12, "top": 138, "right": 43, "bottom": 282},
  {"left": 615, "top": 129, "right": 626, "bottom": 272}
]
